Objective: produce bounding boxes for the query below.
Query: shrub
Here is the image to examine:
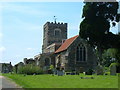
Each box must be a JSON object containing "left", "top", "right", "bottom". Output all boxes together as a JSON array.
[
  {"left": 50, "top": 65, "right": 54, "bottom": 70},
  {"left": 86, "top": 69, "right": 94, "bottom": 75},
  {"left": 48, "top": 65, "right": 54, "bottom": 74},
  {"left": 104, "top": 72, "right": 110, "bottom": 75},
  {"left": 18, "top": 64, "right": 43, "bottom": 75},
  {"left": 109, "top": 63, "right": 120, "bottom": 67},
  {"left": 104, "top": 67, "right": 109, "bottom": 71},
  {"left": 47, "top": 69, "right": 53, "bottom": 74}
]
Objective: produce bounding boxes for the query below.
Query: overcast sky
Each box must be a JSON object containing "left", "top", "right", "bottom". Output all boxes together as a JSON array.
[{"left": 0, "top": 2, "right": 119, "bottom": 65}]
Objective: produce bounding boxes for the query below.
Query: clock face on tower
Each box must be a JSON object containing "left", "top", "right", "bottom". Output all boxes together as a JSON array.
[{"left": 54, "top": 28, "right": 61, "bottom": 37}]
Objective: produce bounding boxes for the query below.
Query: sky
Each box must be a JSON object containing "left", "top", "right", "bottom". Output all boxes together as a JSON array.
[{"left": 0, "top": 2, "right": 119, "bottom": 65}]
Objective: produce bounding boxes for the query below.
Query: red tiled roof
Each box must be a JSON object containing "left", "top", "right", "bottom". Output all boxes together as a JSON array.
[{"left": 55, "top": 35, "right": 79, "bottom": 53}]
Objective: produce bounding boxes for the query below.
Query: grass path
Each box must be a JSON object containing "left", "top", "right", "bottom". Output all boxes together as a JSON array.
[{"left": 3, "top": 73, "right": 119, "bottom": 88}]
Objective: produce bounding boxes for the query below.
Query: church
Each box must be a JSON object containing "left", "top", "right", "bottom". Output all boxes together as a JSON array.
[{"left": 34, "top": 21, "right": 98, "bottom": 72}]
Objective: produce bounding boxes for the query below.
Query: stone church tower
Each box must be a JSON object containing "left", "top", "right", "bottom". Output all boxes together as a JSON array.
[
  {"left": 42, "top": 22, "right": 67, "bottom": 53},
  {"left": 34, "top": 21, "right": 98, "bottom": 72}
]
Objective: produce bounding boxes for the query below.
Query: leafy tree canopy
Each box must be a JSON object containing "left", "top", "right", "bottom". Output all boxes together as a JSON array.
[
  {"left": 80, "top": 1, "right": 120, "bottom": 65},
  {"left": 80, "top": 1, "right": 120, "bottom": 50}
]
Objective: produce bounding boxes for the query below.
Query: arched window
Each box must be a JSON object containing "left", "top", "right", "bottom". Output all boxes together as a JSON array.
[
  {"left": 76, "top": 44, "right": 86, "bottom": 62},
  {"left": 54, "top": 28, "right": 61, "bottom": 37}
]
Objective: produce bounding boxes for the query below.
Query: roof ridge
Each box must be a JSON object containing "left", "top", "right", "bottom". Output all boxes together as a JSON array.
[{"left": 55, "top": 35, "right": 79, "bottom": 53}]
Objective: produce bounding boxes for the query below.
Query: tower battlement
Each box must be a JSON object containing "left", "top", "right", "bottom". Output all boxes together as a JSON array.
[{"left": 44, "top": 22, "right": 67, "bottom": 27}]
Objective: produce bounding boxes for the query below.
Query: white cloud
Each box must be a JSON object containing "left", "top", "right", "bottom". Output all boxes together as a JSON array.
[{"left": 0, "top": 46, "right": 6, "bottom": 52}]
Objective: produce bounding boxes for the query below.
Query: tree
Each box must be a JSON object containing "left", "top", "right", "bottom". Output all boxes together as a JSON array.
[
  {"left": 79, "top": 1, "right": 120, "bottom": 65},
  {"left": 102, "top": 48, "right": 117, "bottom": 67}
]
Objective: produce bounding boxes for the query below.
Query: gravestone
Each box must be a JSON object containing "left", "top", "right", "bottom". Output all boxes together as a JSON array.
[
  {"left": 96, "top": 65, "right": 104, "bottom": 75},
  {"left": 53, "top": 69, "right": 57, "bottom": 75},
  {"left": 57, "top": 70, "right": 64, "bottom": 76},
  {"left": 110, "top": 64, "right": 116, "bottom": 75},
  {"left": 79, "top": 67, "right": 84, "bottom": 73}
]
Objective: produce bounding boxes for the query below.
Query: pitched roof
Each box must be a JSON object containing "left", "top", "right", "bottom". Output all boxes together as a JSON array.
[{"left": 55, "top": 35, "right": 79, "bottom": 53}]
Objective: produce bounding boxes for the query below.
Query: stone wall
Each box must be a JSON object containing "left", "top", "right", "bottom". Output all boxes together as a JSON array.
[
  {"left": 55, "top": 51, "right": 68, "bottom": 70},
  {"left": 55, "top": 36, "right": 98, "bottom": 72},
  {"left": 38, "top": 53, "right": 56, "bottom": 70},
  {"left": 44, "top": 43, "right": 62, "bottom": 53},
  {"left": 23, "top": 58, "right": 35, "bottom": 65},
  {"left": 0, "top": 62, "right": 13, "bottom": 73},
  {"left": 42, "top": 22, "right": 67, "bottom": 53},
  {"left": 67, "top": 36, "right": 98, "bottom": 72}
]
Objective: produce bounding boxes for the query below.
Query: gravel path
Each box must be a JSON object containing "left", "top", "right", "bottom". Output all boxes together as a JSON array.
[{"left": 0, "top": 75, "right": 23, "bottom": 89}]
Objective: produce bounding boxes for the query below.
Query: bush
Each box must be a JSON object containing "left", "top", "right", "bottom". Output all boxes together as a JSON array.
[
  {"left": 86, "top": 69, "right": 94, "bottom": 75},
  {"left": 109, "top": 63, "right": 120, "bottom": 67},
  {"left": 104, "top": 72, "right": 110, "bottom": 75},
  {"left": 18, "top": 64, "right": 43, "bottom": 75},
  {"left": 48, "top": 65, "right": 54, "bottom": 74},
  {"left": 47, "top": 69, "right": 53, "bottom": 74},
  {"left": 104, "top": 67, "right": 109, "bottom": 71}
]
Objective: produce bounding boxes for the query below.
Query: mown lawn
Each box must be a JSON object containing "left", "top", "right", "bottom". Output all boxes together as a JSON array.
[{"left": 2, "top": 73, "right": 119, "bottom": 88}]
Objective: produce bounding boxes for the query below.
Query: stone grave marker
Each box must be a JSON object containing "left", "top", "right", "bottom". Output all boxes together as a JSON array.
[
  {"left": 79, "top": 67, "right": 84, "bottom": 73},
  {"left": 110, "top": 64, "right": 116, "bottom": 75},
  {"left": 57, "top": 70, "right": 64, "bottom": 76}
]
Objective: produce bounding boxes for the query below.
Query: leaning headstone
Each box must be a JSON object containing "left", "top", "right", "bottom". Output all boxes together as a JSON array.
[
  {"left": 110, "top": 64, "right": 116, "bottom": 75},
  {"left": 96, "top": 65, "right": 104, "bottom": 75}
]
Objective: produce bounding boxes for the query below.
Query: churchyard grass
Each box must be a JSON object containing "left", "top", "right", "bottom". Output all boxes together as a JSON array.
[{"left": 3, "top": 73, "right": 119, "bottom": 88}]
